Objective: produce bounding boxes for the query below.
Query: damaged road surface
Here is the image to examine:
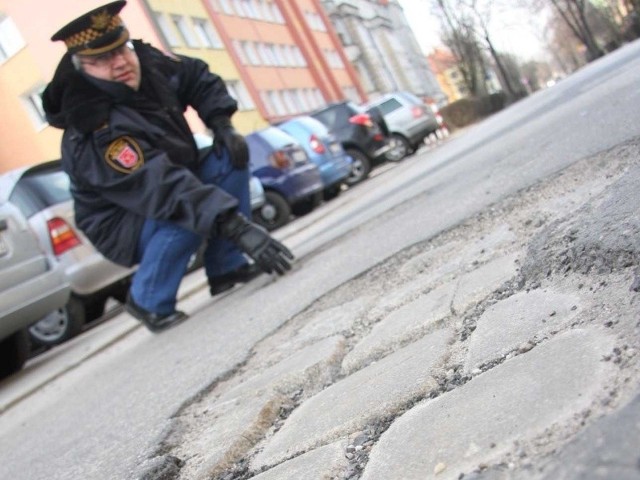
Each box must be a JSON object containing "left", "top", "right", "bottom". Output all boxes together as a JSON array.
[{"left": 1, "top": 42, "right": 640, "bottom": 480}]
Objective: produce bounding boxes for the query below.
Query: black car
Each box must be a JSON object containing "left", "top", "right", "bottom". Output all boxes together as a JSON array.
[{"left": 310, "top": 101, "right": 392, "bottom": 186}]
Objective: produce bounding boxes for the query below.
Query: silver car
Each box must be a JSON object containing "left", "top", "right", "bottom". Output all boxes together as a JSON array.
[
  {"left": 0, "top": 162, "right": 135, "bottom": 347},
  {"left": 364, "top": 91, "right": 440, "bottom": 161},
  {"left": 0, "top": 201, "right": 70, "bottom": 376}
]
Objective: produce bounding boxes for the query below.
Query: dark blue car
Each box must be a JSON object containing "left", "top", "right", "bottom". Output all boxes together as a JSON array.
[
  {"left": 277, "top": 116, "right": 352, "bottom": 200},
  {"left": 246, "top": 126, "right": 323, "bottom": 231}
]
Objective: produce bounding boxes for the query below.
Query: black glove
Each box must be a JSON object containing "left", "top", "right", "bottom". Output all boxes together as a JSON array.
[
  {"left": 210, "top": 116, "right": 249, "bottom": 169},
  {"left": 219, "top": 212, "right": 294, "bottom": 275}
]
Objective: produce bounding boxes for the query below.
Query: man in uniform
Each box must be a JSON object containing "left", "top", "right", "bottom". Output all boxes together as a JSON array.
[{"left": 42, "top": 1, "right": 294, "bottom": 332}]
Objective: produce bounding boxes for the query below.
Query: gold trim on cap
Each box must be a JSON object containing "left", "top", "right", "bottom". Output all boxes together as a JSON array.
[
  {"left": 64, "top": 14, "right": 123, "bottom": 50},
  {"left": 75, "top": 29, "right": 130, "bottom": 56}
]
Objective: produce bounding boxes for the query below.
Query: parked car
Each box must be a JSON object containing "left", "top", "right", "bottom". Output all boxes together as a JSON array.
[
  {"left": 0, "top": 162, "right": 135, "bottom": 347},
  {"left": 0, "top": 201, "right": 70, "bottom": 376},
  {"left": 309, "top": 101, "right": 392, "bottom": 186},
  {"left": 363, "top": 91, "right": 440, "bottom": 161},
  {"left": 277, "top": 115, "right": 352, "bottom": 200},
  {"left": 245, "top": 126, "right": 324, "bottom": 231}
]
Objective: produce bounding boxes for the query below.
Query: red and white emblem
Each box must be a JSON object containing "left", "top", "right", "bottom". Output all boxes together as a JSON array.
[
  {"left": 105, "top": 136, "right": 144, "bottom": 173},
  {"left": 116, "top": 144, "right": 138, "bottom": 168}
]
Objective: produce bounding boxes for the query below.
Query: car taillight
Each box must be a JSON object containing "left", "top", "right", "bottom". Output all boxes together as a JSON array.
[
  {"left": 349, "top": 113, "right": 373, "bottom": 127},
  {"left": 309, "top": 134, "right": 325, "bottom": 154},
  {"left": 269, "top": 150, "right": 292, "bottom": 169},
  {"left": 47, "top": 217, "right": 81, "bottom": 256},
  {"left": 373, "top": 133, "right": 384, "bottom": 141},
  {"left": 411, "top": 106, "right": 424, "bottom": 118}
]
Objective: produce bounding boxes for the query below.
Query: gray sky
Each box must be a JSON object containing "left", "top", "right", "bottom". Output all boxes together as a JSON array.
[{"left": 398, "top": 0, "right": 547, "bottom": 60}]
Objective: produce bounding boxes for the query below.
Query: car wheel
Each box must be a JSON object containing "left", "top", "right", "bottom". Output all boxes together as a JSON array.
[
  {"left": 28, "top": 296, "right": 85, "bottom": 347},
  {"left": 386, "top": 134, "right": 410, "bottom": 162},
  {"left": 110, "top": 278, "right": 132, "bottom": 304},
  {"left": 345, "top": 149, "right": 371, "bottom": 186},
  {"left": 0, "top": 329, "right": 30, "bottom": 378},
  {"left": 292, "top": 191, "right": 322, "bottom": 216},
  {"left": 252, "top": 191, "right": 291, "bottom": 231},
  {"left": 323, "top": 184, "right": 342, "bottom": 201}
]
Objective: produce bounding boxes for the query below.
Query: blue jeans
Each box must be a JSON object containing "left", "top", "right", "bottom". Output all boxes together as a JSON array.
[{"left": 129, "top": 148, "right": 250, "bottom": 315}]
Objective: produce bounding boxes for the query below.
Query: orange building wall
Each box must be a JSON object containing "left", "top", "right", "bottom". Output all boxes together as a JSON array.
[{"left": 0, "top": 0, "right": 166, "bottom": 172}]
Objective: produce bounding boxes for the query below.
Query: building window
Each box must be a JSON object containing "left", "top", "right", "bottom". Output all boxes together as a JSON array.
[
  {"left": 240, "top": 0, "right": 258, "bottom": 18},
  {"left": 257, "top": 0, "right": 273, "bottom": 22},
  {"left": 333, "top": 20, "right": 353, "bottom": 45},
  {"left": 282, "top": 45, "right": 296, "bottom": 67},
  {"left": 305, "top": 11, "right": 326, "bottom": 32},
  {"left": 172, "top": 15, "right": 199, "bottom": 48},
  {"left": 271, "top": 44, "right": 285, "bottom": 66},
  {"left": 154, "top": 12, "right": 180, "bottom": 47},
  {"left": 232, "top": 39, "right": 248, "bottom": 65},
  {"left": 24, "top": 86, "right": 47, "bottom": 129},
  {"left": 342, "top": 86, "right": 360, "bottom": 103},
  {"left": 215, "top": 0, "right": 235, "bottom": 15},
  {"left": 269, "top": 2, "right": 284, "bottom": 24},
  {"left": 232, "top": 0, "right": 246, "bottom": 17},
  {"left": 259, "top": 91, "right": 273, "bottom": 116},
  {"left": 242, "top": 41, "right": 261, "bottom": 65},
  {"left": 324, "top": 49, "right": 344, "bottom": 69},
  {"left": 292, "top": 46, "right": 306, "bottom": 67},
  {"left": 312, "top": 88, "right": 324, "bottom": 108},
  {"left": 268, "top": 90, "right": 286, "bottom": 116},
  {"left": 281, "top": 90, "right": 297, "bottom": 114},
  {"left": 226, "top": 80, "right": 255, "bottom": 111},
  {"left": 0, "top": 15, "right": 25, "bottom": 61},
  {"left": 192, "top": 18, "right": 223, "bottom": 49},
  {"left": 257, "top": 43, "right": 272, "bottom": 66}
]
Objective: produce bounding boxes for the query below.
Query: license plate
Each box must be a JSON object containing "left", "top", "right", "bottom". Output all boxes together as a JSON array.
[
  {"left": 292, "top": 150, "right": 307, "bottom": 163},
  {"left": 329, "top": 143, "right": 342, "bottom": 154},
  {"left": 0, "top": 236, "right": 8, "bottom": 258}
]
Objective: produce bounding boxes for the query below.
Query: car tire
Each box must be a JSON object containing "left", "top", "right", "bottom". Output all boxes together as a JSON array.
[
  {"left": 323, "top": 184, "right": 342, "bottom": 201},
  {"left": 345, "top": 149, "right": 371, "bottom": 186},
  {"left": 0, "top": 329, "right": 30, "bottom": 378},
  {"left": 292, "top": 191, "right": 322, "bottom": 216},
  {"left": 252, "top": 190, "right": 291, "bottom": 231},
  {"left": 28, "top": 296, "right": 86, "bottom": 347},
  {"left": 110, "top": 278, "right": 132, "bottom": 304},
  {"left": 386, "top": 134, "right": 411, "bottom": 162}
]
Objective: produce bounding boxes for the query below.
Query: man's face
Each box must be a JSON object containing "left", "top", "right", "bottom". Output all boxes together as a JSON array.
[{"left": 76, "top": 41, "right": 141, "bottom": 91}]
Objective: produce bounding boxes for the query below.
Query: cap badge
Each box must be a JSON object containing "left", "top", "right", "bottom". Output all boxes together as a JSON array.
[{"left": 91, "top": 10, "right": 111, "bottom": 31}]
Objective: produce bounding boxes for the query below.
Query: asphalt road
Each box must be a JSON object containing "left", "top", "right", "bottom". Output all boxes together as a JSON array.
[{"left": 1, "top": 39, "right": 640, "bottom": 480}]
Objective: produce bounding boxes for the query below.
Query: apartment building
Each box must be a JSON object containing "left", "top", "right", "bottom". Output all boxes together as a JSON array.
[
  {"left": 198, "top": 0, "right": 364, "bottom": 123},
  {"left": 320, "top": 0, "right": 445, "bottom": 104}
]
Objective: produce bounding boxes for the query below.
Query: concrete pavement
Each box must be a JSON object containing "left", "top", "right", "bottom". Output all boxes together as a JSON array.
[
  {"left": 132, "top": 139, "right": 639, "bottom": 479},
  {"left": 2, "top": 136, "right": 638, "bottom": 479}
]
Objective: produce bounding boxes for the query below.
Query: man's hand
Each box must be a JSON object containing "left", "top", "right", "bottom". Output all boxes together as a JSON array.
[
  {"left": 219, "top": 213, "right": 294, "bottom": 275},
  {"left": 210, "top": 117, "right": 249, "bottom": 169}
]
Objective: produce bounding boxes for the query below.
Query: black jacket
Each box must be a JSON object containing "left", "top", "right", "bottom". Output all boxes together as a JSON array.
[{"left": 43, "top": 40, "right": 240, "bottom": 267}]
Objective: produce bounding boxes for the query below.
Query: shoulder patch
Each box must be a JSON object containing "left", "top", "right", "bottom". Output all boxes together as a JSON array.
[{"left": 104, "top": 136, "right": 144, "bottom": 173}]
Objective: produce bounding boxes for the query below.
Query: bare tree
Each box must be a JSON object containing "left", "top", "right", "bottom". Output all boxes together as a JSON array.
[
  {"left": 549, "top": 0, "right": 605, "bottom": 59},
  {"left": 432, "top": 0, "right": 491, "bottom": 97},
  {"left": 464, "top": 0, "right": 523, "bottom": 99}
]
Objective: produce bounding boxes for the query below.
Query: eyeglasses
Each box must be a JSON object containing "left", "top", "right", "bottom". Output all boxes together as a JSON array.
[{"left": 76, "top": 41, "right": 135, "bottom": 69}]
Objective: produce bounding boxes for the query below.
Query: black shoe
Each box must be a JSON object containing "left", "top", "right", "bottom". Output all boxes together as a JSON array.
[
  {"left": 209, "top": 263, "right": 262, "bottom": 296},
  {"left": 125, "top": 293, "right": 188, "bottom": 333}
]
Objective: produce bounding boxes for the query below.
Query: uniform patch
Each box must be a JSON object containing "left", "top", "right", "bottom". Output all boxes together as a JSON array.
[{"left": 104, "top": 136, "right": 144, "bottom": 173}]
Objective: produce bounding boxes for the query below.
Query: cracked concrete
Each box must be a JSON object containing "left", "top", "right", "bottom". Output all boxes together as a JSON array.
[{"left": 139, "top": 139, "right": 640, "bottom": 480}]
